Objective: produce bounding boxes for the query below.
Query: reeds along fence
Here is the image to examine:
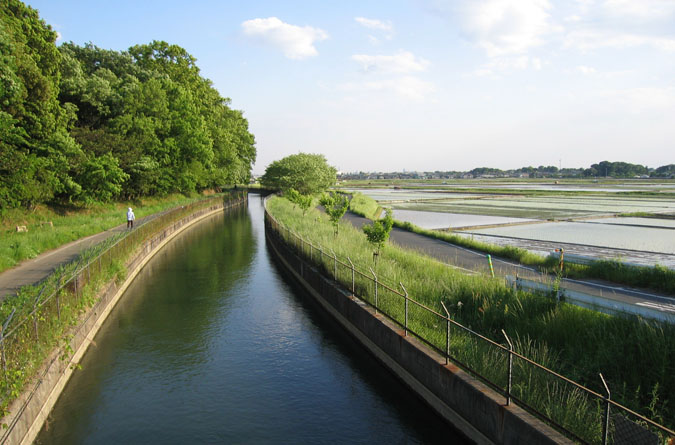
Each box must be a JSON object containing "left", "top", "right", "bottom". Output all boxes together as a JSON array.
[
  {"left": 0, "top": 191, "right": 247, "bottom": 421},
  {"left": 264, "top": 207, "right": 674, "bottom": 445}
]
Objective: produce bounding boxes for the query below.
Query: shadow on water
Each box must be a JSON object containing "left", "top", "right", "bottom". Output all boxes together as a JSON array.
[{"left": 36, "top": 196, "right": 468, "bottom": 444}]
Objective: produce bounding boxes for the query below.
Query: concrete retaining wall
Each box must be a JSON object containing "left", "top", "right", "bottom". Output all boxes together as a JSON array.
[
  {"left": 265, "top": 221, "right": 572, "bottom": 445},
  {"left": 1, "top": 196, "right": 246, "bottom": 445}
]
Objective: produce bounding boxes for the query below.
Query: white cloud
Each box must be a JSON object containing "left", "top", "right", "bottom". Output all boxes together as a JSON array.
[
  {"left": 355, "top": 17, "right": 393, "bottom": 32},
  {"left": 474, "top": 55, "right": 542, "bottom": 77},
  {"left": 565, "top": 30, "right": 675, "bottom": 52},
  {"left": 459, "top": 0, "right": 557, "bottom": 56},
  {"left": 352, "top": 51, "right": 430, "bottom": 74},
  {"left": 342, "top": 76, "right": 436, "bottom": 101},
  {"left": 241, "top": 17, "right": 328, "bottom": 60},
  {"left": 576, "top": 65, "right": 597, "bottom": 75},
  {"left": 602, "top": 0, "right": 675, "bottom": 21},
  {"left": 598, "top": 87, "right": 675, "bottom": 114}
]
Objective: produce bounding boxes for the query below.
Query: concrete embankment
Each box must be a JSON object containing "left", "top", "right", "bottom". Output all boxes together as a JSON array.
[
  {"left": 264, "top": 217, "right": 571, "bottom": 445},
  {"left": 1, "top": 195, "right": 246, "bottom": 445}
]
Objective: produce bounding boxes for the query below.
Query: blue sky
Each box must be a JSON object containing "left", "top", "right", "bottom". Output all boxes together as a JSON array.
[{"left": 27, "top": 0, "right": 675, "bottom": 173}]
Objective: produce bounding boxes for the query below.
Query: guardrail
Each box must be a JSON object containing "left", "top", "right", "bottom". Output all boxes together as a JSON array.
[
  {"left": 0, "top": 191, "right": 246, "bottom": 428},
  {"left": 506, "top": 275, "right": 675, "bottom": 324},
  {"left": 264, "top": 203, "right": 674, "bottom": 445},
  {"left": 549, "top": 251, "right": 675, "bottom": 271}
]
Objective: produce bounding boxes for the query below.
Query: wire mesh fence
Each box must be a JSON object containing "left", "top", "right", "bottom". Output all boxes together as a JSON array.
[
  {"left": 0, "top": 191, "right": 246, "bottom": 423},
  {"left": 264, "top": 206, "right": 674, "bottom": 445}
]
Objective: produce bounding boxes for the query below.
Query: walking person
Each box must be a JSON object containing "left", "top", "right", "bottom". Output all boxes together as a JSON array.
[{"left": 127, "top": 207, "right": 135, "bottom": 229}]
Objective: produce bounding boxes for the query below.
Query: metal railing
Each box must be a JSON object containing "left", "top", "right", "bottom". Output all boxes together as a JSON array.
[
  {"left": 264, "top": 205, "right": 674, "bottom": 445},
  {"left": 0, "top": 191, "right": 246, "bottom": 428}
]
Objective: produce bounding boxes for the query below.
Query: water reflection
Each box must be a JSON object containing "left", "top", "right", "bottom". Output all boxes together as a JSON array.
[{"left": 37, "top": 196, "right": 466, "bottom": 444}]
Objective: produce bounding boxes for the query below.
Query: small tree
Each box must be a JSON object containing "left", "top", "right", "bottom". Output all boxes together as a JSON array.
[
  {"left": 297, "top": 193, "right": 313, "bottom": 216},
  {"left": 285, "top": 188, "right": 313, "bottom": 215},
  {"left": 320, "top": 192, "right": 349, "bottom": 236},
  {"left": 362, "top": 210, "right": 394, "bottom": 263}
]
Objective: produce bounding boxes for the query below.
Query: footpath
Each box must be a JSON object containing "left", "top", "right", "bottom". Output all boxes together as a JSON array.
[
  {"left": 0, "top": 212, "right": 163, "bottom": 301},
  {"left": 342, "top": 212, "right": 675, "bottom": 319}
]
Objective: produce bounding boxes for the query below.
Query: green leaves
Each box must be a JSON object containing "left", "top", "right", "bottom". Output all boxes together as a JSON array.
[
  {"left": 319, "top": 192, "right": 349, "bottom": 235},
  {"left": 261, "top": 153, "right": 337, "bottom": 194},
  {"left": 1, "top": 5, "right": 257, "bottom": 209},
  {"left": 362, "top": 210, "right": 394, "bottom": 258}
]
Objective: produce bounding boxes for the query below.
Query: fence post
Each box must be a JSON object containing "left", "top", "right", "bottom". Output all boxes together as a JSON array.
[
  {"left": 32, "top": 284, "right": 47, "bottom": 339},
  {"left": 400, "top": 282, "right": 408, "bottom": 336},
  {"left": 487, "top": 254, "right": 495, "bottom": 278},
  {"left": 1, "top": 309, "right": 16, "bottom": 374},
  {"left": 331, "top": 249, "right": 337, "bottom": 280},
  {"left": 600, "top": 373, "right": 611, "bottom": 445},
  {"left": 441, "top": 302, "right": 450, "bottom": 365},
  {"left": 369, "top": 267, "right": 378, "bottom": 313},
  {"left": 502, "top": 329, "right": 513, "bottom": 406},
  {"left": 309, "top": 242, "right": 313, "bottom": 262},
  {"left": 556, "top": 248, "right": 565, "bottom": 273},
  {"left": 348, "top": 257, "right": 355, "bottom": 295}
]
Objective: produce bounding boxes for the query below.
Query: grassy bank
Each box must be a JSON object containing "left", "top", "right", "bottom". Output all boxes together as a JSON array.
[
  {"left": 0, "top": 193, "right": 214, "bottom": 274},
  {"left": 267, "top": 195, "right": 674, "bottom": 441},
  {"left": 348, "top": 192, "right": 675, "bottom": 295}
]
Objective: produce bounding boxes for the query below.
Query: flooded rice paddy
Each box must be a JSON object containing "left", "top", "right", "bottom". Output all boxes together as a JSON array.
[
  {"left": 345, "top": 183, "right": 675, "bottom": 265},
  {"left": 466, "top": 222, "right": 675, "bottom": 254},
  {"left": 391, "top": 209, "right": 534, "bottom": 229}
]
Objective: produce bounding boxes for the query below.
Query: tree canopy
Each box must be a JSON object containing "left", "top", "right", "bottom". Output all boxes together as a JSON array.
[
  {"left": 1, "top": 0, "right": 255, "bottom": 211},
  {"left": 261, "top": 153, "right": 336, "bottom": 194}
]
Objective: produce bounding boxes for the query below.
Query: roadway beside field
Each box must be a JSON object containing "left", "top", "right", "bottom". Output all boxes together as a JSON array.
[{"left": 341, "top": 211, "right": 675, "bottom": 316}]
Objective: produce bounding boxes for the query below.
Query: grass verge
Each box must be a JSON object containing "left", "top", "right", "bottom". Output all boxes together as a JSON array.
[{"left": 0, "top": 193, "right": 214, "bottom": 274}]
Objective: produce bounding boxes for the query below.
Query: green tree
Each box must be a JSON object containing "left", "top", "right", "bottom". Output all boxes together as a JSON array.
[
  {"left": 651, "top": 164, "right": 675, "bottom": 178},
  {"left": 362, "top": 210, "right": 394, "bottom": 263},
  {"left": 285, "top": 188, "right": 313, "bottom": 216},
  {"left": 76, "top": 153, "right": 129, "bottom": 203},
  {"left": 1, "top": 0, "right": 82, "bottom": 208},
  {"left": 261, "top": 153, "right": 336, "bottom": 194},
  {"left": 319, "top": 192, "right": 349, "bottom": 236}
]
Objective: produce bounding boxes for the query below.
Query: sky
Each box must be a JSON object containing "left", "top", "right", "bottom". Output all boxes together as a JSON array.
[{"left": 26, "top": 0, "right": 675, "bottom": 174}]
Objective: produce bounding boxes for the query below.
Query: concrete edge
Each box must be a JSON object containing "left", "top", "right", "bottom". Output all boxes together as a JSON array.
[
  {"left": 20, "top": 206, "right": 227, "bottom": 444},
  {"left": 267, "top": 236, "right": 493, "bottom": 444},
  {"left": 1, "top": 199, "right": 244, "bottom": 445}
]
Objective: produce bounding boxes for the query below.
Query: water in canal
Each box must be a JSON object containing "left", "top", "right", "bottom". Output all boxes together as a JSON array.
[{"left": 37, "top": 195, "right": 466, "bottom": 444}]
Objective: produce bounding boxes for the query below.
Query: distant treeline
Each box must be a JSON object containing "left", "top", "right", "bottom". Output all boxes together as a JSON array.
[
  {"left": 1, "top": 0, "right": 256, "bottom": 211},
  {"left": 342, "top": 161, "right": 674, "bottom": 180},
  {"left": 470, "top": 162, "right": 673, "bottom": 178}
]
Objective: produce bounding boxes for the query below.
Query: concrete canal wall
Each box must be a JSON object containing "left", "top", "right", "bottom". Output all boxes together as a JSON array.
[
  {"left": 1, "top": 196, "right": 246, "bottom": 445},
  {"left": 265, "top": 220, "right": 572, "bottom": 445}
]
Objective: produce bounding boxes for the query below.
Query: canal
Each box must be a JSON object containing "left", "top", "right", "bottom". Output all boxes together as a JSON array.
[{"left": 37, "top": 195, "right": 466, "bottom": 444}]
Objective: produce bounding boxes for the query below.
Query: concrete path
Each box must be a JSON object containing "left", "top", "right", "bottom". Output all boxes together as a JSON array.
[
  {"left": 342, "top": 212, "right": 675, "bottom": 316},
  {"left": 0, "top": 211, "right": 165, "bottom": 302}
]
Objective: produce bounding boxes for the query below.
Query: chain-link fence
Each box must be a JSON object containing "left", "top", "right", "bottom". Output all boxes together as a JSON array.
[
  {"left": 265, "top": 206, "right": 674, "bottom": 445},
  {"left": 0, "top": 191, "right": 246, "bottom": 434}
]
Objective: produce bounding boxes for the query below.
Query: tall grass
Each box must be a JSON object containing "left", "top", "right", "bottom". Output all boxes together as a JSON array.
[
  {"left": 0, "top": 194, "right": 210, "bottom": 274},
  {"left": 348, "top": 192, "right": 675, "bottom": 295},
  {"left": 267, "top": 196, "right": 675, "bottom": 441}
]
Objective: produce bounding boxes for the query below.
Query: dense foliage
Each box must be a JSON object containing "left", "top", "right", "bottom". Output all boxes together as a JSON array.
[
  {"left": 1, "top": 0, "right": 255, "bottom": 211},
  {"left": 261, "top": 153, "right": 336, "bottom": 194}
]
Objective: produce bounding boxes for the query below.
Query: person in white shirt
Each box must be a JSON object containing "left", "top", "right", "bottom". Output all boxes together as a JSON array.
[{"left": 127, "top": 207, "right": 135, "bottom": 229}]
